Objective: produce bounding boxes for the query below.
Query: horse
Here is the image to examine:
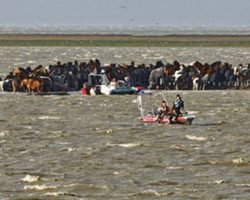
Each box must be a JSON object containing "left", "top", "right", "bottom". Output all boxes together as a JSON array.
[
  {"left": 148, "top": 66, "right": 168, "bottom": 89},
  {"left": 172, "top": 64, "right": 187, "bottom": 90},
  {"left": 32, "top": 65, "right": 50, "bottom": 76},
  {"left": 234, "top": 65, "right": 250, "bottom": 88},
  {"left": 12, "top": 78, "right": 22, "bottom": 92},
  {"left": 20, "top": 78, "right": 43, "bottom": 93},
  {"left": 13, "top": 67, "right": 29, "bottom": 77},
  {"left": 196, "top": 63, "right": 217, "bottom": 90},
  {"left": 0, "top": 77, "right": 4, "bottom": 91},
  {"left": 0, "top": 82, "right": 3, "bottom": 91},
  {"left": 192, "top": 76, "right": 202, "bottom": 90}
]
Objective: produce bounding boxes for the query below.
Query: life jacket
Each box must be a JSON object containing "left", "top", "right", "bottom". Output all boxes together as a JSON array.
[
  {"left": 174, "top": 99, "right": 184, "bottom": 110},
  {"left": 165, "top": 106, "right": 171, "bottom": 114},
  {"left": 81, "top": 88, "right": 89, "bottom": 95},
  {"left": 158, "top": 104, "right": 171, "bottom": 115}
]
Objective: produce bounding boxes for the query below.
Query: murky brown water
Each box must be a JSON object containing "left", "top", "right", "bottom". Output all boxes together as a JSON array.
[
  {"left": 0, "top": 47, "right": 250, "bottom": 199},
  {"left": 1, "top": 47, "right": 250, "bottom": 76}
]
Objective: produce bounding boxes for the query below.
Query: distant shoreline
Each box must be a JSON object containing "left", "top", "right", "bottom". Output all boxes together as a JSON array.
[{"left": 1, "top": 34, "right": 250, "bottom": 47}]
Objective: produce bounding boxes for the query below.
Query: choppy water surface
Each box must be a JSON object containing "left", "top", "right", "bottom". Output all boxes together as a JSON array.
[
  {"left": 0, "top": 47, "right": 250, "bottom": 199},
  {"left": 0, "top": 90, "right": 249, "bottom": 200},
  {"left": 1, "top": 47, "right": 250, "bottom": 76}
]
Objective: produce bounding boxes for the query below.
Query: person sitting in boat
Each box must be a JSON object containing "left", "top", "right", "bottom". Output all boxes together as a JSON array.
[
  {"left": 124, "top": 75, "right": 134, "bottom": 87},
  {"left": 169, "top": 94, "right": 184, "bottom": 123},
  {"left": 110, "top": 78, "right": 117, "bottom": 87},
  {"left": 155, "top": 100, "right": 170, "bottom": 123},
  {"left": 81, "top": 83, "right": 90, "bottom": 95}
]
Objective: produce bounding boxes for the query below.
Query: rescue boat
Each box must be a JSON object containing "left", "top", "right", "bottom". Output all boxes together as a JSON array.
[
  {"left": 137, "top": 95, "right": 195, "bottom": 125},
  {"left": 141, "top": 114, "right": 195, "bottom": 125}
]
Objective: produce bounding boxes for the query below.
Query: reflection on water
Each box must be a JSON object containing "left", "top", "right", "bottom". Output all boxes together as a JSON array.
[{"left": 0, "top": 90, "right": 249, "bottom": 199}]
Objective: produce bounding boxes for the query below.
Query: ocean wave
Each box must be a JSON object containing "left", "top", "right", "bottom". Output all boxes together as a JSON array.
[
  {"left": 21, "top": 174, "right": 40, "bottom": 183},
  {"left": 128, "top": 189, "right": 173, "bottom": 197},
  {"left": 209, "top": 157, "right": 250, "bottom": 166},
  {"left": 106, "top": 142, "right": 141, "bottom": 148},
  {"left": 38, "top": 116, "right": 60, "bottom": 120},
  {"left": 186, "top": 135, "right": 207, "bottom": 141},
  {"left": 0, "top": 131, "right": 7, "bottom": 137},
  {"left": 24, "top": 184, "right": 58, "bottom": 190}
]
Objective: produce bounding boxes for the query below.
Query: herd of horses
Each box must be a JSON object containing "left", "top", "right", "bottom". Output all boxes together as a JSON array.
[
  {"left": 0, "top": 59, "right": 249, "bottom": 93},
  {"left": 149, "top": 60, "right": 250, "bottom": 90}
]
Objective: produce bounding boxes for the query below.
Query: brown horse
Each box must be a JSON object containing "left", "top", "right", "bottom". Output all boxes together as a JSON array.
[
  {"left": 13, "top": 67, "right": 28, "bottom": 77},
  {"left": 20, "top": 78, "right": 43, "bottom": 93},
  {"left": 164, "top": 65, "right": 175, "bottom": 76},
  {"left": 32, "top": 65, "right": 50, "bottom": 76}
]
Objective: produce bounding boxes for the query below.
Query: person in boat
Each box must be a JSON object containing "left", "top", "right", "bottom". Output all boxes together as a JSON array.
[
  {"left": 81, "top": 83, "right": 90, "bottom": 95},
  {"left": 169, "top": 94, "right": 184, "bottom": 123},
  {"left": 155, "top": 100, "right": 171, "bottom": 123},
  {"left": 110, "top": 78, "right": 117, "bottom": 87},
  {"left": 124, "top": 75, "right": 134, "bottom": 87}
]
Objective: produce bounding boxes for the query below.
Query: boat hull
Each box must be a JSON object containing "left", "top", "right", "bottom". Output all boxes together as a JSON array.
[
  {"left": 141, "top": 115, "right": 195, "bottom": 125},
  {"left": 110, "top": 87, "right": 137, "bottom": 95}
]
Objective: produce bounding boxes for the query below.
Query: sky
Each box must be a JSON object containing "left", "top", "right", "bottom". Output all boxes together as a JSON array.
[{"left": 0, "top": 0, "right": 250, "bottom": 27}]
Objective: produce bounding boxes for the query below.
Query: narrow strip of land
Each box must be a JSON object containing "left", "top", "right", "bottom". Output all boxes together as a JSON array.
[{"left": 1, "top": 34, "right": 250, "bottom": 47}]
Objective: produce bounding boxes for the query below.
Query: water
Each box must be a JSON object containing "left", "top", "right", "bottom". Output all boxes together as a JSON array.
[
  {"left": 0, "top": 90, "right": 249, "bottom": 199},
  {"left": 1, "top": 47, "right": 250, "bottom": 77},
  {"left": 0, "top": 47, "right": 250, "bottom": 199}
]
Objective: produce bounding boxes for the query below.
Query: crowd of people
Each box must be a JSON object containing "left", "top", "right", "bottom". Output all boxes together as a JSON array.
[{"left": 0, "top": 58, "right": 249, "bottom": 92}]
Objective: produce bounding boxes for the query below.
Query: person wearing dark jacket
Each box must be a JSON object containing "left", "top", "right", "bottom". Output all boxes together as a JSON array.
[{"left": 169, "top": 94, "right": 184, "bottom": 123}]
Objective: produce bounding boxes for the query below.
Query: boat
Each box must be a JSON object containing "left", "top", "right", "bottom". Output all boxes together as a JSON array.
[
  {"left": 141, "top": 115, "right": 195, "bottom": 125},
  {"left": 88, "top": 73, "right": 144, "bottom": 95},
  {"left": 109, "top": 80, "right": 138, "bottom": 95},
  {"left": 136, "top": 95, "right": 195, "bottom": 125}
]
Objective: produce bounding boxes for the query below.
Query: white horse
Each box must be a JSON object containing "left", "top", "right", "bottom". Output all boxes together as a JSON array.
[
  {"left": 192, "top": 76, "right": 201, "bottom": 90},
  {"left": 233, "top": 65, "right": 250, "bottom": 87},
  {"left": 173, "top": 64, "right": 184, "bottom": 81},
  {"left": 0, "top": 79, "right": 12, "bottom": 91},
  {"left": 148, "top": 67, "right": 166, "bottom": 89},
  {"left": 172, "top": 65, "right": 186, "bottom": 90},
  {"left": 0, "top": 80, "right": 4, "bottom": 91}
]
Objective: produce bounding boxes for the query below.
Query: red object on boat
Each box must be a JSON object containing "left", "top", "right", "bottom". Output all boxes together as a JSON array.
[
  {"left": 81, "top": 88, "right": 89, "bottom": 95},
  {"left": 141, "top": 115, "right": 195, "bottom": 125}
]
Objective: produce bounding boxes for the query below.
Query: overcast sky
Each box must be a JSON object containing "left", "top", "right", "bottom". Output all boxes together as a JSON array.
[{"left": 0, "top": 0, "right": 250, "bottom": 27}]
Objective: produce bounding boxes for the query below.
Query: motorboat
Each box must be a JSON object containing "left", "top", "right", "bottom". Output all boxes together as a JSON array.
[{"left": 137, "top": 95, "right": 195, "bottom": 125}]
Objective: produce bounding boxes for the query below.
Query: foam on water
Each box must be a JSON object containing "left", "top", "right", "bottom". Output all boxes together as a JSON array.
[
  {"left": 129, "top": 189, "right": 172, "bottom": 197},
  {"left": 21, "top": 174, "right": 40, "bottom": 183},
  {"left": 232, "top": 157, "right": 245, "bottom": 164},
  {"left": 0, "top": 140, "right": 6, "bottom": 144},
  {"left": 209, "top": 157, "right": 249, "bottom": 166},
  {"left": 67, "top": 147, "right": 76, "bottom": 152},
  {"left": 106, "top": 142, "right": 142, "bottom": 148},
  {"left": 24, "top": 184, "right": 58, "bottom": 190},
  {"left": 38, "top": 116, "right": 60, "bottom": 120},
  {"left": 44, "top": 192, "right": 66, "bottom": 197},
  {"left": 185, "top": 135, "right": 207, "bottom": 141},
  {"left": 0, "top": 131, "right": 7, "bottom": 137}
]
